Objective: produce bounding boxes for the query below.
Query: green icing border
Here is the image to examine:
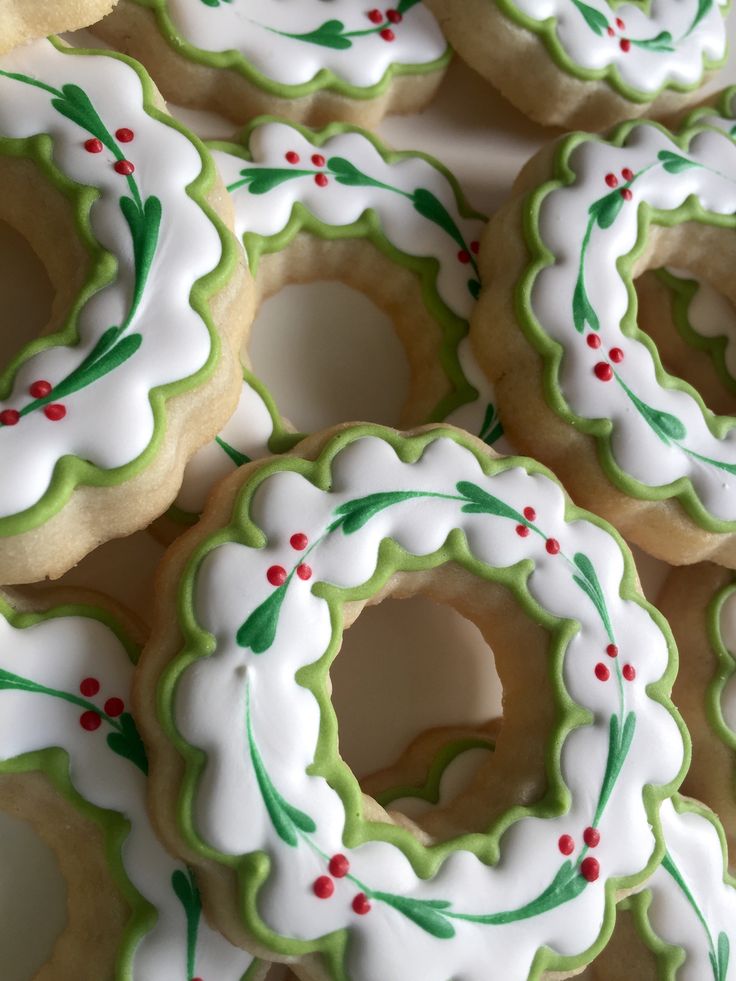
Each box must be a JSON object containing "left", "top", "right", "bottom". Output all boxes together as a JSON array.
[
  {"left": 705, "top": 577, "right": 736, "bottom": 760},
  {"left": 375, "top": 737, "right": 496, "bottom": 809},
  {"left": 159, "top": 423, "right": 687, "bottom": 979},
  {"left": 520, "top": 117, "right": 736, "bottom": 535},
  {"left": 129, "top": 0, "right": 451, "bottom": 101},
  {"left": 495, "top": 0, "right": 730, "bottom": 106},
  {"left": 0, "top": 38, "right": 239, "bottom": 539}
]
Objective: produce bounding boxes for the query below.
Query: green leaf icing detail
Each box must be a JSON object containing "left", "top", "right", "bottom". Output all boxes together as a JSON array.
[
  {"left": 572, "top": 552, "right": 614, "bottom": 643},
  {"left": 171, "top": 867, "right": 202, "bottom": 980},
  {"left": 570, "top": 0, "right": 610, "bottom": 35},
  {"left": 237, "top": 584, "right": 288, "bottom": 654},
  {"left": 106, "top": 712, "right": 148, "bottom": 775},
  {"left": 657, "top": 149, "right": 700, "bottom": 173},
  {"left": 215, "top": 436, "right": 251, "bottom": 468},
  {"left": 370, "top": 893, "right": 456, "bottom": 939}
]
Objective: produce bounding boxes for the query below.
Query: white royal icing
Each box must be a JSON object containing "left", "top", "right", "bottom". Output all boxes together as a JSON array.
[
  {"left": 171, "top": 431, "right": 683, "bottom": 980},
  {"left": 174, "top": 123, "right": 503, "bottom": 515},
  {"left": 163, "top": 0, "right": 447, "bottom": 90},
  {"left": 509, "top": 0, "right": 727, "bottom": 95},
  {"left": 0, "top": 603, "right": 255, "bottom": 980},
  {"left": 532, "top": 121, "right": 736, "bottom": 522},
  {"left": 0, "top": 39, "right": 220, "bottom": 519}
]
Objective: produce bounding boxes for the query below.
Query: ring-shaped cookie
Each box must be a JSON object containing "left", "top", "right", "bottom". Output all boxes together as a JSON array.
[
  {"left": 168, "top": 118, "right": 503, "bottom": 525},
  {"left": 423, "top": 0, "right": 728, "bottom": 129},
  {"left": 140, "top": 424, "right": 685, "bottom": 980},
  {"left": 0, "top": 591, "right": 265, "bottom": 980},
  {"left": 93, "top": 0, "right": 450, "bottom": 128},
  {"left": 474, "top": 104, "right": 736, "bottom": 567},
  {"left": 0, "top": 38, "right": 248, "bottom": 583}
]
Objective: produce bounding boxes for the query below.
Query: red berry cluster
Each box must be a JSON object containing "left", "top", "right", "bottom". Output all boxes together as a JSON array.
[
  {"left": 284, "top": 150, "right": 330, "bottom": 187},
  {"left": 84, "top": 126, "right": 136, "bottom": 176},
  {"left": 558, "top": 829, "right": 601, "bottom": 881},
  {"left": 587, "top": 333, "right": 625, "bottom": 383},
  {"left": 0, "top": 379, "right": 65, "bottom": 427},
  {"left": 604, "top": 167, "right": 634, "bottom": 200},
  {"left": 458, "top": 241, "right": 480, "bottom": 264},
  {"left": 606, "top": 17, "right": 630, "bottom": 52},
  {"left": 78, "top": 676, "right": 125, "bottom": 731},
  {"left": 514, "top": 504, "right": 536, "bottom": 537},
  {"left": 266, "top": 531, "right": 313, "bottom": 587},
  {"left": 312, "top": 854, "right": 372, "bottom": 914},
  {"left": 367, "top": 7, "right": 403, "bottom": 40},
  {"left": 594, "top": 644, "right": 636, "bottom": 683}
]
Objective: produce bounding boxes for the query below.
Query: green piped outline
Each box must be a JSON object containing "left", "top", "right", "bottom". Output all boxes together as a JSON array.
[
  {"left": 494, "top": 0, "right": 729, "bottom": 106},
  {"left": 705, "top": 577, "right": 736, "bottom": 762},
  {"left": 159, "top": 423, "right": 687, "bottom": 980},
  {"left": 519, "top": 117, "right": 736, "bottom": 534},
  {"left": 375, "top": 737, "right": 496, "bottom": 809},
  {"left": 127, "top": 0, "right": 451, "bottom": 101},
  {"left": 626, "top": 794, "right": 736, "bottom": 977},
  {"left": 0, "top": 37, "right": 239, "bottom": 539}
]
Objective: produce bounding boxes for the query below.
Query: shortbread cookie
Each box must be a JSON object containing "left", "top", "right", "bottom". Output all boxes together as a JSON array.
[
  {"left": 0, "top": 0, "right": 119, "bottom": 54},
  {"left": 424, "top": 0, "right": 728, "bottom": 130},
  {"left": 0, "top": 38, "right": 250, "bottom": 584},
  {"left": 165, "top": 119, "right": 507, "bottom": 531},
  {"left": 0, "top": 589, "right": 266, "bottom": 980},
  {"left": 137, "top": 422, "right": 685, "bottom": 980},
  {"left": 474, "top": 103, "right": 736, "bottom": 567},
  {"left": 93, "top": 0, "right": 450, "bottom": 128}
]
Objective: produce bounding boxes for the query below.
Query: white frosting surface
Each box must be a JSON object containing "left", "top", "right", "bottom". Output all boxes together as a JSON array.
[
  {"left": 510, "top": 0, "right": 727, "bottom": 94},
  {"left": 533, "top": 122, "right": 736, "bottom": 521},
  {"left": 172, "top": 431, "right": 683, "bottom": 979},
  {"left": 164, "top": 0, "right": 447, "bottom": 89},
  {"left": 0, "top": 605, "right": 254, "bottom": 979},
  {"left": 0, "top": 40, "right": 220, "bottom": 518}
]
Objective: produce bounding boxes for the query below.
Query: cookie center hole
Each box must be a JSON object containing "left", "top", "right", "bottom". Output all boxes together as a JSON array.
[
  {"left": 0, "top": 220, "right": 54, "bottom": 368},
  {"left": 0, "top": 812, "right": 66, "bottom": 980},
  {"left": 248, "top": 281, "right": 410, "bottom": 431}
]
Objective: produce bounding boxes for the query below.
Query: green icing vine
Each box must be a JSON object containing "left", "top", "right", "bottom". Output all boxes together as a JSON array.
[
  {"left": 171, "top": 867, "right": 203, "bottom": 979},
  {"left": 569, "top": 0, "right": 714, "bottom": 51}
]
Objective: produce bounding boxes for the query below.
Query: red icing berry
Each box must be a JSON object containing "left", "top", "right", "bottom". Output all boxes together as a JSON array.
[
  {"left": 297, "top": 564, "right": 313, "bottom": 581},
  {"left": 620, "top": 188, "right": 633, "bottom": 201},
  {"left": 80, "top": 711, "right": 101, "bottom": 731},
  {"left": 620, "top": 38, "right": 631, "bottom": 52},
  {"left": 622, "top": 664, "right": 636, "bottom": 681},
  {"left": 386, "top": 8, "right": 402, "bottom": 23},
  {"left": 290, "top": 532, "right": 308, "bottom": 550},
  {"left": 609, "top": 347, "right": 624, "bottom": 363},
  {"left": 116, "top": 128, "right": 134, "bottom": 143},
  {"left": 80, "top": 677, "right": 100, "bottom": 697},
  {"left": 581, "top": 857, "right": 600, "bottom": 882},
  {"left": 622, "top": 168, "right": 634, "bottom": 181},
  {"left": 85, "top": 138, "right": 103, "bottom": 153},
  {"left": 616, "top": 17, "right": 625, "bottom": 29},
  {"left": 607, "top": 26, "right": 615, "bottom": 36},
  {"left": 311, "top": 153, "right": 326, "bottom": 167},
  {"left": 583, "top": 827, "right": 600, "bottom": 848},
  {"left": 329, "top": 854, "right": 350, "bottom": 878},
  {"left": 105, "top": 697, "right": 124, "bottom": 717},
  {"left": 606, "top": 644, "right": 618, "bottom": 658},
  {"left": 558, "top": 834, "right": 575, "bottom": 856},
  {"left": 545, "top": 538, "right": 560, "bottom": 555},
  {"left": 586, "top": 334, "right": 602, "bottom": 349},
  {"left": 458, "top": 249, "right": 471, "bottom": 264},
  {"left": 594, "top": 362, "right": 613, "bottom": 382},
  {"left": 29, "top": 380, "right": 52, "bottom": 398},
  {"left": 367, "top": 8, "right": 383, "bottom": 22},
  {"left": 267, "top": 565, "right": 287, "bottom": 586},
  {"left": 470, "top": 240, "right": 480, "bottom": 254},
  {"left": 595, "top": 662, "right": 610, "bottom": 682},
  {"left": 516, "top": 524, "right": 530, "bottom": 537},
  {"left": 285, "top": 151, "right": 300, "bottom": 164},
  {"left": 0, "top": 409, "right": 19, "bottom": 426},
  {"left": 523, "top": 506, "right": 536, "bottom": 521},
  {"left": 315, "top": 174, "right": 329, "bottom": 187},
  {"left": 44, "top": 404, "right": 66, "bottom": 421},
  {"left": 313, "top": 876, "right": 334, "bottom": 899},
  {"left": 114, "top": 160, "right": 135, "bottom": 176},
  {"left": 352, "top": 893, "right": 371, "bottom": 915},
  {"left": 605, "top": 173, "right": 618, "bottom": 188},
  {"left": 380, "top": 28, "right": 396, "bottom": 40}
]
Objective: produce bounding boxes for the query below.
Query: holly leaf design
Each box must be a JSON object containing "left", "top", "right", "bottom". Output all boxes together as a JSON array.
[
  {"left": 171, "top": 867, "right": 202, "bottom": 980},
  {"left": 631, "top": 31, "right": 675, "bottom": 52},
  {"left": 215, "top": 436, "right": 251, "bottom": 468},
  {"left": 106, "top": 712, "right": 148, "bottom": 775},
  {"left": 327, "top": 156, "right": 386, "bottom": 189},
  {"left": 120, "top": 195, "right": 162, "bottom": 316},
  {"left": 570, "top": 0, "right": 610, "bottom": 35},
  {"left": 479, "top": 403, "right": 504, "bottom": 446},
  {"left": 457, "top": 480, "right": 527, "bottom": 525},
  {"left": 411, "top": 188, "right": 466, "bottom": 251},
  {"left": 47, "top": 333, "right": 142, "bottom": 403},
  {"left": 397, "top": 0, "right": 421, "bottom": 11},
  {"left": 572, "top": 273, "right": 600, "bottom": 332},
  {"left": 589, "top": 188, "right": 626, "bottom": 230},
  {"left": 468, "top": 278, "right": 481, "bottom": 300},
  {"left": 51, "top": 84, "right": 115, "bottom": 152},
  {"left": 657, "top": 150, "right": 700, "bottom": 174},
  {"left": 283, "top": 19, "right": 352, "bottom": 49},
  {"left": 236, "top": 584, "right": 288, "bottom": 654},
  {"left": 372, "top": 893, "right": 455, "bottom": 939},
  {"left": 332, "top": 490, "right": 430, "bottom": 534},
  {"left": 717, "top": 932, "right": 730, "bottom": 981},
  {"left": 235, "top": 167, "right": 314, "bottom": 195},
  {"left": 572, "top": 552, "right": 613, "bottom": 642},
  {"left": 616, "top": 376, "right": 687, "bottom": 445},
  {"left": 685, "top": 0, "right": 713, "bottom": 37},
  {"left": 596, "top": 711, "right": 636, "bottom": 821}
]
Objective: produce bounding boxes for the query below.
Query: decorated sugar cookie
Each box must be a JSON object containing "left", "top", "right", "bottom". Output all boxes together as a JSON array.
[
  {"left": 0, "top": 591, "right": 267, "bottom": 980},
  {"left": 138, "top": 423, "right": 685, "bottom": 980},
  {"left": 0, "top": 0, "right": 120, "bottom": 55},
  {"left": 0, "top": 38, "right": 249, "bottom": 584},
  {"left": 474, "top": 101, "right": 736, "bottom": 567},
  {"left": 166, "top": 119, "right": 507, "bottom": 530},
  {"left": 423, "top": 0, "right": 728, "bottom": 129},
  {"left": 93, "top": 0, "right": 450, "bottom": 128}
]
